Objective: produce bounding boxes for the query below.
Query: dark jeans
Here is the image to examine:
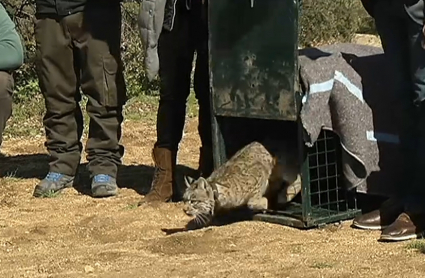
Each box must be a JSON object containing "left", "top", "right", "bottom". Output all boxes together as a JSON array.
[
  {"left": 0, "top": 71, "right": 13, "bottom": 148},
  {"left": 373, "top": 1, "right": 425, "bottom": 210},
  {"left": 34, "top": 4, "right": 127, "bottom": 178},
  {"left": 155, "top": 0, "right": 211, "bottom": 151}
]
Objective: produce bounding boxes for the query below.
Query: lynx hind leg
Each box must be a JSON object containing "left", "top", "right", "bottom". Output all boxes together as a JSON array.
[{"left": 247, "top": 196, "right": 268, "bottom": 212}]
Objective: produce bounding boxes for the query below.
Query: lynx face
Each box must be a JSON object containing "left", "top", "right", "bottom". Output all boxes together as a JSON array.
[{"left": 182, "top": 176, "right": 215, "bottom": 227}]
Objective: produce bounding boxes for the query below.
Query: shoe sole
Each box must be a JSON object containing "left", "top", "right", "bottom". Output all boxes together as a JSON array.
[
  {"left": 379, "top": 233, "right": 420, "bottom": 242},
  {"left": 33, "top": 182, "right": 73, "bottom": 198},
  {"left": 91, "top": 186, "right": 118, "bottom": 198},
  {"left": 352, "top": 222, "right": 389, "bottom": 231}
]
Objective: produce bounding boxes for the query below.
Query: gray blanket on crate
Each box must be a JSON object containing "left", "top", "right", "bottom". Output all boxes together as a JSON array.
[{"left": 298, "top": 43, "right": 399, "bottom": 193}]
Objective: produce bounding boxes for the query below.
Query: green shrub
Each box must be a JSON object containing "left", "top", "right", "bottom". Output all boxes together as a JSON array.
[
  {"left": 3, "top": 0, "right": 39, "bottom": 102},
  {"left": 3, "top": 0, "right": 376, "bottom": 102},
  {"left": 3, "top": 0, "right": 160, "bottom": 102},
  {"left": 299, "top": 0, "right": 375, "bottom": 47},
  {"left": 121, "top": 2, "right": 160, "bottom": 98}
]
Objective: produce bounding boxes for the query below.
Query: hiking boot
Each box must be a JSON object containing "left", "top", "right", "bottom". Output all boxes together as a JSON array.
[
  {"left": 138, "top": 147, "right": 174, "bottom": 205},
  {"left": 91, "top": 174, "right": 118, "bottom": 198},
  {"left": 33, "top": 172, "right": 74, "bottom": 197},
  {"left": 198, "top": 146, "right": 214, "bottom": 178}
]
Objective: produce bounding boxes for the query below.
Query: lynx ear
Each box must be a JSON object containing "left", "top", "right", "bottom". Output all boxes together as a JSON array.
[
  {"left": 198, "top": 177, "right": 209, "bottom": 190},
  {"left": 184, "top": 175, "right": 195, "bottom": 188}
]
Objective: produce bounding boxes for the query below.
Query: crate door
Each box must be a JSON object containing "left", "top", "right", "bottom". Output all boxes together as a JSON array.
[{"left": 209, "top": 0, "right": 300, "bottom": 121}]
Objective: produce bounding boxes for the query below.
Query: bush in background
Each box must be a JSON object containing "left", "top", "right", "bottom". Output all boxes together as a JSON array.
[
  {"left": 120, "top": 2, "right": 160, "bottom": 98},
  {"left": 3, "top": 0, "right": 376, "bottom": 103},
  {"left": 299, "top": 0, "right": 376, "bottom": 47}
]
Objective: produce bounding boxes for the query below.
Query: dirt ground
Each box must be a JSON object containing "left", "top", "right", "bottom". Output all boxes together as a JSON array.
[{"left": 1, "top": 118, "right": 425, "bottom": 278}]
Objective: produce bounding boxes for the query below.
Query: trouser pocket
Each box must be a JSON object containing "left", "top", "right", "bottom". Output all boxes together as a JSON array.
[{"left": 100, "top": 55, "right": 127, "bottom": 107}]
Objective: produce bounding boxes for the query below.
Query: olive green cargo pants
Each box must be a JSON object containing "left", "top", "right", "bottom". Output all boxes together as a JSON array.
[
  {"left": 34, "top": 4, "right": 127, "bottom": 179},
  {"left": 0, "top": 71, "right": 13, "bottom": 148}
]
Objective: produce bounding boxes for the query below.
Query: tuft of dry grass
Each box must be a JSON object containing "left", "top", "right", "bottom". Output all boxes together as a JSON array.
[{"left": 406, "top": 240, "right": 425, "bottom": 254}]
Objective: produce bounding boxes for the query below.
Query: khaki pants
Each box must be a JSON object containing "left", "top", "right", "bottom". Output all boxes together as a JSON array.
[
  {"left": 0, "top": 71, "right": 13, "bottom": 148},
  {"left": 35, "top": 3, "right": 127, "bottom": 178}
]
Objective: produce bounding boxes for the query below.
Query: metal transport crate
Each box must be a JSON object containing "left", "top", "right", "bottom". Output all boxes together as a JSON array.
[
  {"left": 253, "top": 129, "right": 359, "bottom": 228},
  {"left": 208, "top": 0, "right": 360, "bottom": 228}
]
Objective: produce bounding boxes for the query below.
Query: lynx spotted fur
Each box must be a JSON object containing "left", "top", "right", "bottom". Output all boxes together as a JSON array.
[{"left": 183, "top": 140, "right": 301, "bottom": 228}]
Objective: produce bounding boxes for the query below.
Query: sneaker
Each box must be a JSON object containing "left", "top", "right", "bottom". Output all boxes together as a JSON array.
[
  {"left": 91, "top": 174, "right": 118, "bottom": 198},
  {"left": 33, "top": 172, "right": 74, "bottom": 198}
]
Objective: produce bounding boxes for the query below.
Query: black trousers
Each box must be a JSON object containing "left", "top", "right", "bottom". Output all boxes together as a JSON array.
[
  {"left": 373, "top": 1, "right": 425, "bottom": 211},
  {"left": 155, "top": 0, "right": 211, "bottom": 151}
]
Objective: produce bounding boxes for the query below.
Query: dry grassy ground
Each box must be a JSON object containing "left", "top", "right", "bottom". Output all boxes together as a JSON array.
[
  {"left": 1, "top": 35, "right": 425, "bottom": 278},
  {"left": 2, "top": 118, "right": 425, "bottom": 278}
]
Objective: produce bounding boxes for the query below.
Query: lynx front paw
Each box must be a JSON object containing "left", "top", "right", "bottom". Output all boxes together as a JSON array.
[
  {"left": 278, "top": 174, "right": 302, "bottom": 205},
  {"left": 247, "top": 197, "right": 268, "bottom": 212}
]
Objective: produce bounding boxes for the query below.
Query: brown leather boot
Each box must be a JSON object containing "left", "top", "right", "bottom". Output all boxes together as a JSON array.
[
  {"left": 198, "top": 146, "right": 214, "bottom": 178},
  {"left": 139, "top": 147, "right": 175, "bottom": 204}
]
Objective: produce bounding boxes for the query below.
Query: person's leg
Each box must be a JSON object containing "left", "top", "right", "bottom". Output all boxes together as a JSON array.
[
  {"left": 378, "top": 4, "right": 418, "bottom": 191},
  {"left": 71, "top": 4, "right": 127, "bottom": 198},
  {"left": 140, "top": 0, "right": 195, "bottom": 203},
  {"left": 191, "top": 0, "right": 213, "bottom": 177},
  {"left": 379, "top": 6, "right": 425, "bottom": 242},
  {"left": 33, "top": 15, "right": 83, "bottom": 197},
  {"left": 156, "top": 3, "right": 194, "bottom": 152},
  {"left": 352, "top": 1, "right": 410, "bottom": 229},
  {"left": 0, "top": 71, "right": 13, "bottom": 149},
  {"left": 397, "top": 9, "right": 425, "bottom": 213}
]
